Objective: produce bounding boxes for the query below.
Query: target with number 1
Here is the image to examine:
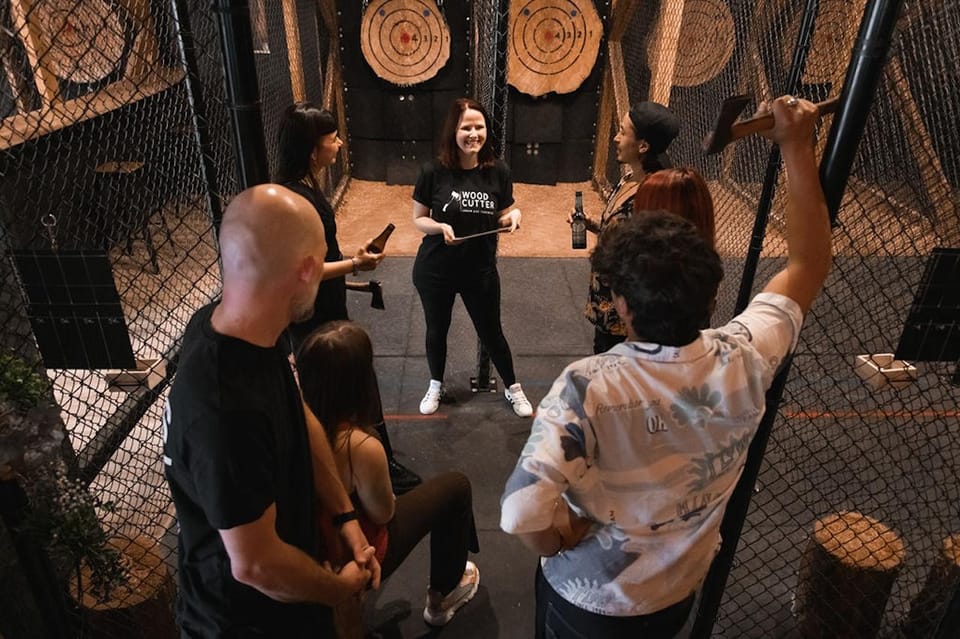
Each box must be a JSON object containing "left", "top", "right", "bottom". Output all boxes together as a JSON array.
[
  {"left": 360, "top": 0, "right": 451, "bottom": 87},
  {"left": 507, "top": 0, "right": 602, "bottom": 97}
]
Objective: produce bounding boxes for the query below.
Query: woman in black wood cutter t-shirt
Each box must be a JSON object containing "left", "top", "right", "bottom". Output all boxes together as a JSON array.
[{"left": 411, "top": 97, "right": 533, "bottom": 418}]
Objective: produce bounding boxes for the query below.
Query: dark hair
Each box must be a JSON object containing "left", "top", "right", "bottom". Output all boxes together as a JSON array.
[
  {"left": 633, "top": 168, "right": 716, "bottom": 247},
  {"left": 296, "top": 321, "right": 381, "bottom": 443},
  {"left": 591, "top": 210, "right": 723, "bottom": 346},
  {"left": 438, "top": 97, "right": 496, "bottom": 169},
  {"left": 627, "top": 102, "right": 680, "bottom": 173},
  {"left": 275, "top": 102, "right": 338, "bottom": 185}
]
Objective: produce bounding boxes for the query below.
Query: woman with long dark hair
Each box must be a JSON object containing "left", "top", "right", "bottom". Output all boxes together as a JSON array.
[
  {"left": 411, "top": 97, "right": 532, "bottom": 417},
  {"left": 297, "top": 321, "right": 480, "bottom": 628},
  {"left": 277, "top": 102, "right": 421, "bottom": 493}
]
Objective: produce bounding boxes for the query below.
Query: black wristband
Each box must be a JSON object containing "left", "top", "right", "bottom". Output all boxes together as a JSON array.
[{"left": 332, "top": 510, "right": 358, "bottom": 527}]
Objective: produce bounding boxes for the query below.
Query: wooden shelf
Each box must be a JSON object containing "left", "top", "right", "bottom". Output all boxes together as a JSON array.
[{"left": 0, "top": 66, "right": 185, "bottom": 151}]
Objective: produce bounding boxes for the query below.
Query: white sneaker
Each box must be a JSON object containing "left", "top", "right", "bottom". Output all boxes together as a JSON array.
[
  {"left": 423, "top": 561, "right": 480, "bottom": 626},
  {"left": 419, "top": 380, "right": 444, "bottom": 415},
  {"left": 505, "top": 383, "right": 533, "bottom": 417}
]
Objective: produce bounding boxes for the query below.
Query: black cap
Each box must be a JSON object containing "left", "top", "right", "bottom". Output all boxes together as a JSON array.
[{"left": 628, "top": 102, "right": 681, "bottom": 168}]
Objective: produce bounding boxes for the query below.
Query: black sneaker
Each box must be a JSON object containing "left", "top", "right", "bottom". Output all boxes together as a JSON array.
[{"left": 389, "top": 458, "right": 422, "bottom": 495}]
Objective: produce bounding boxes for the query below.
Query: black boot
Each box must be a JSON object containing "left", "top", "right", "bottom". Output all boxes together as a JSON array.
[{"left": 374, "top": 420, "right": 422, "bottom": 495}]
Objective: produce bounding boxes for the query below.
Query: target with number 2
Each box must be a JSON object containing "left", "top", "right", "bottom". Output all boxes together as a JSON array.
[
  {"left": 360, "top": 0, "right": 451, "bottom": 87},
  {"left": 507, "top": 0, "right": 602, "bottom": 97}
]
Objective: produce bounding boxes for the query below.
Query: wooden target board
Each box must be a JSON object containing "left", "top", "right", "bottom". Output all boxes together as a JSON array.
[
  {"left": 27, "top": 0, "right": 128, "bottom": 84},
  {"left": 507, "top": 0, "right": 602, "bottom": 97},
  {"left": 666, "top": 0, "right": 735, "bottom": 87},
  {"left": 360, "top": 0, "right": 450, "bottom": 87}
]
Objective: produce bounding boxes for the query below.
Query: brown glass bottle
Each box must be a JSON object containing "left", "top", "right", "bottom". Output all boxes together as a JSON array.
[{"left": 367, "top": 223, "right": 395, "bottom": 254}]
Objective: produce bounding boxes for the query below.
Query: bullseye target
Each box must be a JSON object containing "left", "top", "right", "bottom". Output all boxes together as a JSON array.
[
  {"left": 360, "top": 0, "right": 450, "bottom": 87},
  {"left": 668, "top": 0, "right": 735, "bottom": 87},
  {"left": 507, "top": 0, "right": 602, "bottom": 97},
  {"left": 30, "top": 0, "right": 128, "bottom": 84}
]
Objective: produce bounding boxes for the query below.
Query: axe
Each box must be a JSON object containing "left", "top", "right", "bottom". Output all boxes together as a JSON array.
[
  {"left": 345, "top": 280, "right": 385, "bottom": 310},
  {"left": 703, "top": 95, "right": 840, "bottom": 155}
]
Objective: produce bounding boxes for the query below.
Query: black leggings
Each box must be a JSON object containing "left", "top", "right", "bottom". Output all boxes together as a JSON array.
[
  {"left": 414, "top": 267, "right": 516, "bottom": 385},
  {"left": 381, "top": 471, "right": 479, "bottom": 594}
]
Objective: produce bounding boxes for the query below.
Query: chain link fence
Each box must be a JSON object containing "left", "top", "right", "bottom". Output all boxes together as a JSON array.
[
  {"left": 3, "top": 0, "right": 959, "bottom": 637},
  {"left": 627, "top": 0, "right": 960, "bottom": 636},
  {"left": 0, "top": 0, "right": 335, "bottom": 635}
]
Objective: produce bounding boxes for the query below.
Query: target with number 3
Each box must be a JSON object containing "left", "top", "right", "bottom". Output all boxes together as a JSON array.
[
  {"left": 507, "top": 0, "right": 602, "bottom": 97},
  {"left": 360, "top": 0, "right": 451, "bottom": 87}
]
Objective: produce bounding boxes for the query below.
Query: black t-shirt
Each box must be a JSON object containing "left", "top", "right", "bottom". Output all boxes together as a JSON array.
[
  {"left": 412, "top": 159, "right": 514, "bottom": 273},
  {"left": 284, "top": 181, "right": 347, "bottom": 332},
  {"left": 163, "top": 304, "right": 330, "bottom": 637}
]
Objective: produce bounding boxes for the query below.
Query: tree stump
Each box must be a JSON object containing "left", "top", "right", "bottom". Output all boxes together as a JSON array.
[
  {"left": 902, "top": 534, "right": 960, "bottom": 637},
  {"left": 71, "top": 535, "right": 177, "bottom": 639},
  {"left": 795, "top": 511, "right": 906, "bottom": 639}
]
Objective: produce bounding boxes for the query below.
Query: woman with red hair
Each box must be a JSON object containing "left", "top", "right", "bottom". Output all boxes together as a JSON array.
[{"left": 632, "top": 167, "right": 716, "bottom": 247}]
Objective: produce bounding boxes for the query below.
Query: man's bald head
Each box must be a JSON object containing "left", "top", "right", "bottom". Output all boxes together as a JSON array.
[{"left": 218, "top": 184, "right": 326, "bottom": 287}]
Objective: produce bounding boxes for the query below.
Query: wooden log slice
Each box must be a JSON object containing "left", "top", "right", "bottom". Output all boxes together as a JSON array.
[
  {"left": 784, "top": 0, "right": 863, "bottom": 86},
  {"left": 795, "top": 511, "right": 905, "bottom": 639},
  {"left": 667, "top": 0, "right": 735, "bottom": 87},
  {"left": 903, "top": 534, "right": 960, "bottom": 637},
  {"left": 28, "top": 0, "right": 129, "bottom": 84},
  {"left": 360, "top": 0, "right": 450, "bottom": 87},
  {"left": 71, "top": 535, "right": 177, "bottom": 639},
  {"left": 507, "top": 0, "right": 602, "bottom": 97}
]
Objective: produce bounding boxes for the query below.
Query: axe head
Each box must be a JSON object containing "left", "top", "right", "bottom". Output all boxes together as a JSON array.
[{"left": 703, "top": 94, "right": 752, "bottom": 155}]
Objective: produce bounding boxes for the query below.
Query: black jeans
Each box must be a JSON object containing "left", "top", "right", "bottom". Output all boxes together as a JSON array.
[
  {"left": 414, "top": 266, "right": 517, "bottom": 385},
  {"left": 381, "top": 471, "right": 479, "bottom": 594},
  {"left": 535, "top": 564, "right": 693, "bottom": 639},
  {"left": 593, "top": 328, "right": 626, "bottom": 355}
]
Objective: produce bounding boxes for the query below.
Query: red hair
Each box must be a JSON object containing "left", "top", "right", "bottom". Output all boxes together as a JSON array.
[{"left": 633, "top": 168, "right": 716, "bottom": 248}]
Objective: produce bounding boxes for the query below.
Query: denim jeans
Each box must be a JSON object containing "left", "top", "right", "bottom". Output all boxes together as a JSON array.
[{"left": 534, "top": 564, "right": 694, "bottom": 639}]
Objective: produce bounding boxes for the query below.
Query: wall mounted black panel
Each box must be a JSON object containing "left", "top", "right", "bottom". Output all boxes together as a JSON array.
[
  {"left": 387, "top": 139, "right": 430, "bottom": 185},
  {"left": 432, "top": 89, "right": 462, "bottom": 140},
  {"left": 509, "top": 142, "right": 559, "bottom": 185},
  {"left": 346, "top": 88, "right": 384, "bottom": 139},
  {"left": 559, "top": 139, "right": 595, "bottom": 183},
  {"left": 511, "top": 98, "right": 563, "bottom": 143},
  {"left": 350, "top": 138, "right": 388, "bottom": 181},
  {"left": 562, "top": 90, "right": 600, "bottom": 140},
  {"left": 381, "top": 91, "right": 433, "bottom": 140}
]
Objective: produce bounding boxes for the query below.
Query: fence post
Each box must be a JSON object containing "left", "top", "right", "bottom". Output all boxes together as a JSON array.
[
  {"left": 820, "top": 0, "right": 905, "bottom": 224},
  {"left": 170, "top": 0, "right": 227, "bottom": 230},
  {"left": 213, "top": 0, "right": 270, "bottom": 189}
]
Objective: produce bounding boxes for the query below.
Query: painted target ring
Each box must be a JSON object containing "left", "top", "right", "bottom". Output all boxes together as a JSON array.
[
  {"left": 360, "top": 0, "right": 450, "bottom": 86},
  {"left": 507, "top": 0, "right": 602, "bottom": 96},
  {"left": 31, "top": 0, "right": 127, "bottom": 84},
  {"left": 670, "top": 0, "right": 735, "bottom": 87}
]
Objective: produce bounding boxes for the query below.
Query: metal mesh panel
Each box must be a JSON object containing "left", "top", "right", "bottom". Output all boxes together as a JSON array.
[
  {"left": 0, "top": 0, "right": 240, "bottom": 631},
  {"left": 629, "top": 0, "right": 960, "bottom": 636},
  {"left": 472, "top": 0, "right": 509, "bottom": 155}
]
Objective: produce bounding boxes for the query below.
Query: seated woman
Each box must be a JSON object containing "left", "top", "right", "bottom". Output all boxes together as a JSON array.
[{"left": 296, "top": 321, "right": 480, "bottom": 627}]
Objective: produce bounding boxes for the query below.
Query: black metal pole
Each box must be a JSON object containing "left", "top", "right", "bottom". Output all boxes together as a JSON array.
[
  {"left": 693, "top": 1, "right": 822, "bottom": 636},
  {"left": 213, "top": 0, "right": 270, "bottom": 190},
  {"left": 490, "top": 0, "right": 510, "bottom": 157},
  {"left": 170, "top": 0, "right": 226, "bottom": 229},
  {"left": 820, "top": 0, "right": 905, "bottom": 224},
  {"left": 690, "top": 360, "right": 793, "bottom": 638},
  {"left": 734, "top": 0, "right": 820, "bottom": 315}
]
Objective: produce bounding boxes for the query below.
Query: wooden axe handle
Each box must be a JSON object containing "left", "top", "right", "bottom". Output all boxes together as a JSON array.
[{"left": 729, "top": 96, "right": 840, "bottom": 144}]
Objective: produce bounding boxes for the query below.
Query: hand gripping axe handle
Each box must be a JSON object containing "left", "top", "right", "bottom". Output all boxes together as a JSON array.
[{"left": 703, "top": 95, "right": 840, "bottom": 155}]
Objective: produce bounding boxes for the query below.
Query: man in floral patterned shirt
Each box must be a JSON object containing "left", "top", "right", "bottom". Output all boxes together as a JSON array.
[{"left": 501, "top": 96, "right": 832, "bottom": 638}]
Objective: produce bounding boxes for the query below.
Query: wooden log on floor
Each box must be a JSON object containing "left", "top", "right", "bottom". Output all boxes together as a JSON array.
[
  {"left": 71, "top": 535, "right": 177, "bottom": 639},
  {"left": 902, "top": 534, "right": 960, "bottom": 637},
  {"left": 795, "top": 511, "right": 905, "bottom": 639}
]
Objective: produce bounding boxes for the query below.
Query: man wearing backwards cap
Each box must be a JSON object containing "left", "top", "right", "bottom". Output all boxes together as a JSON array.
[{"left": 571, "top": 101, "right": 681, "bottom": 354}]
